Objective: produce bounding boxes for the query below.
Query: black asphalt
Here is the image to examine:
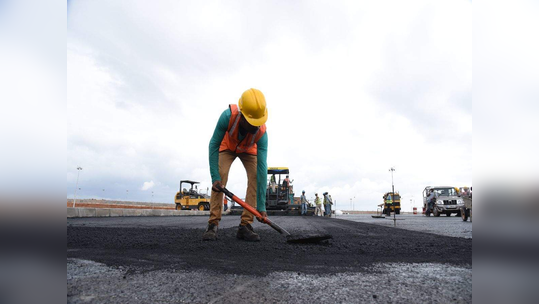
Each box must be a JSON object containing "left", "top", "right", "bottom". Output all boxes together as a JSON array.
[
  {"left": 68, "top": 216, "right": 470, "bottom": 275},
  {"left": 67, "top": 215, "right": 472, "bottom": 303}
]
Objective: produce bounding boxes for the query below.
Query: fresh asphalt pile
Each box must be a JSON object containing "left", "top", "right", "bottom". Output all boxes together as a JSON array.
[{"left": 67, "top": 216, "right": 471, "bottom": 276}]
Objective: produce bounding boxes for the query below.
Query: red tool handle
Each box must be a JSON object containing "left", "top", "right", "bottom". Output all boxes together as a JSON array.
[{"left": 218, "top": 186, "right": 291, "bottom": 236}]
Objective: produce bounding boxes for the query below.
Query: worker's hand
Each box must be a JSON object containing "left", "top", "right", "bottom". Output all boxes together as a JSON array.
[
  {"left": 257, "top": 211, "right": 268, "bottom": 223},
  {"left": 212, "top": 181, "right": 223, "bottom": 192}
]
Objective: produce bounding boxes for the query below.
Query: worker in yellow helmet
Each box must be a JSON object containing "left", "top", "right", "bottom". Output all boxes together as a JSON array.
[{"left": 203, "top": 88, "right": 268, "bottom": 242}]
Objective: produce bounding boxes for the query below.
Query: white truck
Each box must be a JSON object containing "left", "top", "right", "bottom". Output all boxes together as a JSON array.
[{"left": 423, "top": 186, "right": 464, "bottom": 217}]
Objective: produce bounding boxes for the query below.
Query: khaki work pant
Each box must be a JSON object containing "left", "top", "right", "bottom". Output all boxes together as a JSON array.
[
  {"left": 315, "top": 204, "right": 323, "bottom": 216},
  {"left": 208, "top": 150, "right": 258, "bottom": 226}
]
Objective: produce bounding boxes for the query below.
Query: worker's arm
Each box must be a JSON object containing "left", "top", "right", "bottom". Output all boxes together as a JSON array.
[
  {"left": 256, "top": 132, "right": 268, "bottom": 212},
  {"left": 209, "top": 109, "right": 231, "bottom": 183}
]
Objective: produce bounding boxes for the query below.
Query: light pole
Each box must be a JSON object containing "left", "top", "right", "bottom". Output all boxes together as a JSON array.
[
  {"left": 389, "top": 167, "right": 395, "bottom": 194},
  {"left": 389, "top": 167, "right": 396, "bottom": 225},
  {"left": 73, "top": 167, "right": 82, "bottom": 208}
]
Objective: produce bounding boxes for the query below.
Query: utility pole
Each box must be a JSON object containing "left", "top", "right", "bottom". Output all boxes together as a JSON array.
[
  {"left": 389, "top": 167, "right": 396, "bottom": 226},
  {"left": 73, "top": 167, "right": 82, "bottom": 208}
]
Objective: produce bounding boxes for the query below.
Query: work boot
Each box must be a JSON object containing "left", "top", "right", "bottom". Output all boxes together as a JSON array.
[
  {"left": 236, "top": 223, "right": 260, "bottom": 242},
  {"left": 202, "top": 223, "right": 218, "bottom": 241}
]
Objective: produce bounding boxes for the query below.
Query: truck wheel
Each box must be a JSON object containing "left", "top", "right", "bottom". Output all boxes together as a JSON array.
[
  {"left": 461, "top": 209, "right": 469, "bottom": 221},
  {"left": 198, "top": 204, "right": 205, "bottom": 211},
  {"left": 175, "top": 204, "right": 182, "bottom": 210},
  {"left": 433, "top": 208, "right": 440, "bottom": 217}
]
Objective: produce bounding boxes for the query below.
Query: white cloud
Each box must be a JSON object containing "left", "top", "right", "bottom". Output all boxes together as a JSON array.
[{"left": 141, "top": 181, "right": 155, "bottom": 191}]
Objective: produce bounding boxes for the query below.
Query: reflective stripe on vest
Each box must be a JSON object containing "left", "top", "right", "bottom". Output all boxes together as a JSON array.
[{"left": 219, "top": 104, "right": 266, "bottom": 155}]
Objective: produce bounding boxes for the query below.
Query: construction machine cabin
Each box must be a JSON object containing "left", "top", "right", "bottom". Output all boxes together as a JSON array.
[
  {"left": 174, "top": 180, "right": 210, "bottom": 211},
  {"left": 266, "top": 167, "right": 297, "bottom": 210},
  {"left": 382, "top": 192, "right": 401, "bottom": 215},
  {"left": 230, "top": 167, "right": 308, "bottom": 215}
]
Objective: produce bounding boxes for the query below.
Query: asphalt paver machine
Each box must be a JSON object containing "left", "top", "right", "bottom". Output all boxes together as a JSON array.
[{"left": 266, "top": 167, "right": 299, "bottom": 211}]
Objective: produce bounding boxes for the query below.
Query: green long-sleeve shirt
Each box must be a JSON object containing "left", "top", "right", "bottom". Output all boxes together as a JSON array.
[{"left": 209, "top": 108, "right": 268, "bottom": 212}]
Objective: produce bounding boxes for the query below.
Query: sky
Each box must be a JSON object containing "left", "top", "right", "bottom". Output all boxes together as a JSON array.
[
  {"left": 0, "top": 0, "right": 65, "bottom": 200},
  {"left": 66, "top": 0, "right": 473, "bottom": 211}
]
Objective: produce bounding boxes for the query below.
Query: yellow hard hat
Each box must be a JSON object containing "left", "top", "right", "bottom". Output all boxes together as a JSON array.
[{"left": 238, "top": 88, "right": 268, "bottom": 126}]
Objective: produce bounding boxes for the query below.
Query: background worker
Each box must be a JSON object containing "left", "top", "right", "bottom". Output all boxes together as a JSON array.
[
  {"left": 426, "top": 188, "right": 437, "bottom": 215},
  {"left": 314, "top": 193, "right": 323, "bottom": 216},
  {"left": 284, "top": 175, "right": 294, "bottom": 203},
  {"left": 283, "top": 175, "right": 290, "bottom": 189},
  {"left": 300, "top": 190, "right": 308, "bottom": 215},
  {"left": 270, "top": 174, "right": 276, "bottom": 193},
  {"left": 323, "top": 192, "right": 333, "bottom": 217},
  {"left": 329, "top": 195, "right": 334, "bottom": 216},
  {"left": 203, "top": 88, "right": 269, "bottom": 242}
]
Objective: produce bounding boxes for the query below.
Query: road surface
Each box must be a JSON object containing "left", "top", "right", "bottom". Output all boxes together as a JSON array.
[{"left": 68, "top": 215, "right": 472, "bottom": 303}]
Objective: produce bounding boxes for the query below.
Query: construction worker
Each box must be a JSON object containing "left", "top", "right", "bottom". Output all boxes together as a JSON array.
[
  {"left": 270, "top": 174, "right": 277, "bottom": 193},
  {"left": 323, "top": 192, "right": 333, "bottom": 217},
  {"left": 314, "top": 193, "right": 323, "bottom": 216},
  {"left": 203, "top": 88, "right": 268, "bottom": 242},
  {"left": 426, "top": 189, "right": 437, "bottom": 215},
  {"left": 300, "top": 190, "right": 308, "bottom": 215},
  {"left": 283, "top": 175, "right": 290, "bottom": 189}
]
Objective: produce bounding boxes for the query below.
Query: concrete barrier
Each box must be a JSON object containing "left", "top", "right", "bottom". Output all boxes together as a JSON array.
[
  {"left": 78, "top": 208, "right": 97, "bottom": 217},
  {"left": 67, "top": 207, "right": 210, "bottom": 218},
  {"left": 96, "top": 209, "right": 110, "bottom": 217},
  {"left": 110, "top": 209, "right": 124, "bottom": 217},
  {"left": 140, "top": 209, "right": 153, "bottom": 216},
  {"left": 123, "top": 209, "right": 142, "bottom": 216},
  {"left": 67, "top": 208, "right": 78, "bottom": 218}
]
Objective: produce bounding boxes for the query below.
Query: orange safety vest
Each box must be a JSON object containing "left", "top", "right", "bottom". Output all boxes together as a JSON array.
[{"left": 219, "top": 104, "right": 266, "bottom": 155}]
